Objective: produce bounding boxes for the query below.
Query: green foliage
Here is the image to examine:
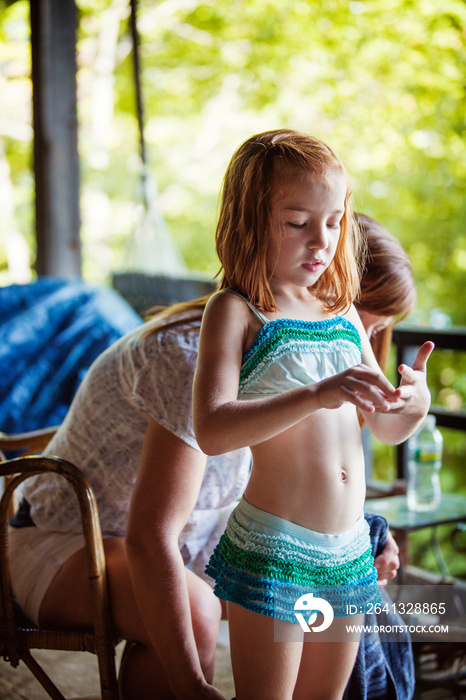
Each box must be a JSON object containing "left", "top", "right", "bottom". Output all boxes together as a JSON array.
[
  {"left": 120, "top": 0, "right": 466, "bottom": 327},
  {"left": 2, "top": 0, "right": 465, "bottom": 320}
]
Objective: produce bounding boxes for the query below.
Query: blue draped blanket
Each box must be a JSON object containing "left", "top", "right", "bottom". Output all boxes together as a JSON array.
[{"left": 0, "top": 278, "right": 142, "bottom": 433}]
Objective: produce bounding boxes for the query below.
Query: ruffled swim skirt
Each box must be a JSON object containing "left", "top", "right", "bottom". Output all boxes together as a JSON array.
[{"left": 205, "top": 498, "right": 380, "bottom": 622}]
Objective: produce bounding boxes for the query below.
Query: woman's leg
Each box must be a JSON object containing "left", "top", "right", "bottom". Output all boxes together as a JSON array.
[
  {"left": 227, "top": 601, "right": 303, "bottom": 700},
  {"left": 39, "top": 537, "right": 222, "bottom": 699}
]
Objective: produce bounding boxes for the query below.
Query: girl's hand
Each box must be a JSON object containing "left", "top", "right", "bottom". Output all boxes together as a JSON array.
[
  {"left": 390, "top": 341, "right": 434, "bottom": 414},
  {"left": 316, "top": 364, "right": 400, "bottom": 413}
]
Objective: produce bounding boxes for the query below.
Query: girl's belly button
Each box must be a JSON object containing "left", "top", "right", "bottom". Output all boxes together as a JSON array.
[{"left": 340, "top": 469, "right": 348, "bottom": 481}]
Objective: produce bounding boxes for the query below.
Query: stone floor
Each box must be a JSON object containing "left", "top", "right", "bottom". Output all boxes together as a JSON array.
[
  {"left": 1, "top": 625, "right": 464, "bottom": 699},
  {"left": 0, "top": 624, "right": 234, "bottom": 700}
]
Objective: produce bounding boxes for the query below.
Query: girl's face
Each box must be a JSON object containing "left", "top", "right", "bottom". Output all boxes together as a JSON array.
[{"left": 267, "top": 166, "right": 347, "bottom": 291}]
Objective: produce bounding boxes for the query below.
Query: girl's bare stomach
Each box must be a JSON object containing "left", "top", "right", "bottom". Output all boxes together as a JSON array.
[{"left": 244, "top": 404, "right": 366, "bottom": 534}]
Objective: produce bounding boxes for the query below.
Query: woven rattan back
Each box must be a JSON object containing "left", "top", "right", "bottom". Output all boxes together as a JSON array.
[{"left": 0, "top": 428, "right": 58, "bottom": 519}]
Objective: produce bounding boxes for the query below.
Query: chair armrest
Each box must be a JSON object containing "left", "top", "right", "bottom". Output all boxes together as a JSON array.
[
  {"left": 0, "top": 427, "right": 60, "bottom": 457},
  {"left": 0, "top": 428, "right": 61, "bottom": 519}
]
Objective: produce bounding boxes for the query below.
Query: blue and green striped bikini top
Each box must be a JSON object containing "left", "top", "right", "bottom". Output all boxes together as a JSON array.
[{"left": 231, "top": 291, "right": 362, "bottom": 400}]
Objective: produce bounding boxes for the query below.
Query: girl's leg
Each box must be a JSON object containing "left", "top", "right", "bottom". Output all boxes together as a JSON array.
[
  {"left": 39, "top": 537, "right": 221, "bottom": 700},
  {"left": 227, "top": 601, "right": 303, "bottom": 700},
  {"left": 293, "top": 617, "right": 361, "bottom": 700}
]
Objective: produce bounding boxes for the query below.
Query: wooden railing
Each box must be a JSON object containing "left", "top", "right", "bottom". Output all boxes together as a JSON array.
[{"left": 392, "top": 325, "right": 466, "bottom": 479}]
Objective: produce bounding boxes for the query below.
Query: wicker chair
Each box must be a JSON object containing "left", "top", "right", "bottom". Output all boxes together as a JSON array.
[
  {"left": 0, "top": 448, "right": 119, "bottom": 700},
  {"left": 0, "top": 428, "right": 59, "bottom": 520}
]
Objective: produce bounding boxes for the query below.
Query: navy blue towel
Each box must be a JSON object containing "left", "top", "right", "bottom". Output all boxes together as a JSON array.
[{"left": 344, "top": 513, "right": 415, "bottom": 700}]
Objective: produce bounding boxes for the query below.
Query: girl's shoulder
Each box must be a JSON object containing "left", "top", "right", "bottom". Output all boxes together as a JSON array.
[
  {"left": 205, "top": 288, "right": 252, "bottom": 318},
  {"left": 340, "top": 303, "right": 365, "bottom": 332},
  {"left": 201, "top": 289, "right": 262, "bottom": 355}
]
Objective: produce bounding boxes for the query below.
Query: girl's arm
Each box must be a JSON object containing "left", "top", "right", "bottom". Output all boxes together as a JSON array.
[
  {"left": 193, "top": 292, "right": 400, "bottom": 455},
  {"left": 125, "top": 418, "right": 224, "bottom": 700},
  {"left": 346, "top": 305, "right": 434, "bottom": 445}
]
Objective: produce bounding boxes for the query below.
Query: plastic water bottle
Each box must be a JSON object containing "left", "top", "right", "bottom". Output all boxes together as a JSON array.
[{"left": 407, "top": 415, "right": 443, "bottom": 512}]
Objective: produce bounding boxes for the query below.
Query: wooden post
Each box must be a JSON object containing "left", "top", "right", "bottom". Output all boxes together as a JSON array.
[{"left": 30, "top": 0, "right": 82, "bottom": 277}]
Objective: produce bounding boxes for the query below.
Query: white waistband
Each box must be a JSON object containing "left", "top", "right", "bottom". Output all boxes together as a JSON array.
[{"left": 238, "top": 497, "right": 366, "bottom": 548}]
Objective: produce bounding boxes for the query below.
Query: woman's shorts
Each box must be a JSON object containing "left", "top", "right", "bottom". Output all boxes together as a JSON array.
[
  {"left": 205, "top": 498, "right": 380, "bottom": 623},
  {"left": 8, "top": 526, "right": 89, "bottom": 626}
]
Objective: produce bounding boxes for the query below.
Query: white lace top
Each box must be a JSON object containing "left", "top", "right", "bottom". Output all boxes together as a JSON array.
[{"left": 22, "top": 320, "right": 251, "bottom": 578}]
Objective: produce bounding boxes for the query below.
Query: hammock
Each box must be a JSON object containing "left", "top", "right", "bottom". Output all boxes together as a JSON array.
[{"left": 112, "top": 0, "right": 215, "bottom": 315}]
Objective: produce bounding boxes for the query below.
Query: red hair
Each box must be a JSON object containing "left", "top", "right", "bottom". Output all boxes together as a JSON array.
[{"left": 215, "top": 129, "right": 362, "bottom": 314}]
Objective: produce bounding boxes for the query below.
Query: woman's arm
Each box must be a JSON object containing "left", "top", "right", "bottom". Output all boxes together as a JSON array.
[
  {"left": 373, "top": 530, "right": 400, "bottom": 584},
  {"left": 193, "top": 292, "right": 400, "bottom": 455},
  {"left": 125, "top": 418, "right": 224, "bottom": 699}
]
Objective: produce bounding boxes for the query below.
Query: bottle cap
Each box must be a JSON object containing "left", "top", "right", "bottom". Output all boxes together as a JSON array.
[{"left": 422, "top": 414, "right": 436, "bottom": 430}]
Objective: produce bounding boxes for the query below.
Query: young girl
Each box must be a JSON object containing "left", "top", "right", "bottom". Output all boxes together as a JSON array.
[{"left": 193, "top": 129, "right": 433, "bottom": 700}]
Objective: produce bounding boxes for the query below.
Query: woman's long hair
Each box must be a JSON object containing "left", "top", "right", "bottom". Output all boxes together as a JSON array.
[
  {"left": 142, "top": 294, "right": 210, "bottom": 336},
  {"left": 355, "top": 212, "right": 416, "bottom": 372}
]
